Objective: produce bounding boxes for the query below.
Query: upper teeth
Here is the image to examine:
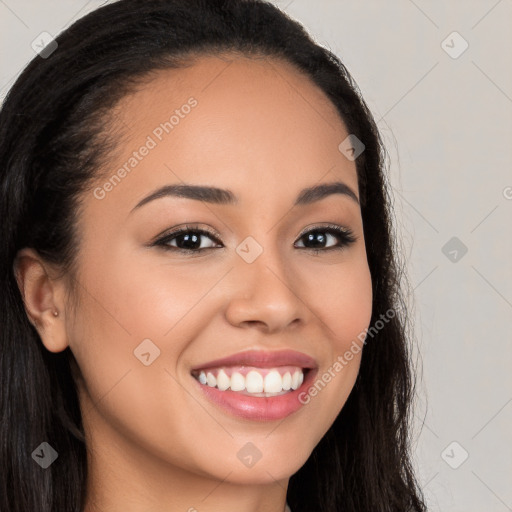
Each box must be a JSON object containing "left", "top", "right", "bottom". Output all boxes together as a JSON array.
[{"left": 195, "top": 367, "right": 305, "bottom": 394}]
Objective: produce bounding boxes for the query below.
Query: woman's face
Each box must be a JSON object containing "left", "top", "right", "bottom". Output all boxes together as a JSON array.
[{"left": 63, "top": 55, "right": 373, "bottom": 485}]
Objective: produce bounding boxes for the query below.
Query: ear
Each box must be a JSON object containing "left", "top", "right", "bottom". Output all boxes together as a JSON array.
[{"left": 13, "top": 247, "right": 69, "bottom": 353}]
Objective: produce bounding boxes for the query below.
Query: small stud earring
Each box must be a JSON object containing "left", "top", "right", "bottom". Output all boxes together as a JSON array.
[{"left": 52, "top": 310, "right": 59, "bottom": 317}]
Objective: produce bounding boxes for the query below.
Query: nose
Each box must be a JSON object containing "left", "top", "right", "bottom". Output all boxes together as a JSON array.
[{"left": 224, "top": 248, "right": 309, "bottom": 334}]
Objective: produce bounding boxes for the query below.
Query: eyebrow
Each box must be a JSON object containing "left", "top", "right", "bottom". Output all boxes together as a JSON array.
[{"left": 131, "top": 180, "right": 359, "bottom": 213}]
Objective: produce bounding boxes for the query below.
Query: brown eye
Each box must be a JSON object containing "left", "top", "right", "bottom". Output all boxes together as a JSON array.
[
  {"left": 154, "top": 226, "right": 222, "bottom": 253},
  {"left": 295, "top": 225, "right": 357, "bottom": 253},
  {"left": 152, "top": 223, "right": 357, "bottom": 255}
]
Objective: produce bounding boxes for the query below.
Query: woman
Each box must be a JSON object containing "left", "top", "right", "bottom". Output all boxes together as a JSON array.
[{"left": 0, "top": 1, "right": 427, "bottom": 511}]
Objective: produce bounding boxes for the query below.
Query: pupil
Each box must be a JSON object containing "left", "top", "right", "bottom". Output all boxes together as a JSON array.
[
  {"left": 306, "top": 231, "right": 326, "bottom": 248},
  {"left": 179, "top": 233, "right": 200, "bottom": 249}
]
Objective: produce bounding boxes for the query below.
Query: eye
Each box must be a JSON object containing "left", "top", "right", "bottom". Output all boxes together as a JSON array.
[
  {"left": 153, "top": 224, "right": 222, "bottom": 254},
  {"left": 152, "top": 223, "right": 357, "bottom": 255},
  {"left": 294, "top": 224, "right": 357, "bottom": 253}
]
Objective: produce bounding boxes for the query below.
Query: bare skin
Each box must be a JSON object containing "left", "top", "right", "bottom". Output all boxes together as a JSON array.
[{"left": 15, "top": 54, "right": 373, "bottom": 512}]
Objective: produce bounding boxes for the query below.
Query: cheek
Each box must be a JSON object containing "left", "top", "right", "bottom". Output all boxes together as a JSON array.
[
  {"left": 67, "top": 247, "right": 223, "bottom": 411},
  {"left": 73, "top": 245, "right": 217, "bottom": 341},
  {"left": 308, "top": 254, "right": 373, "bottom": 348},
  {"left": 295, "top": 255, "right": 372, "bottom": 436},
  {"left": 67, "top": 255, "right": 218, "bottom": 472}
]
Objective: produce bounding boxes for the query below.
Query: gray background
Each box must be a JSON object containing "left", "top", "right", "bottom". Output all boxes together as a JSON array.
[{"left": 1, "top": 1, "right": 511, "bottom": 511}]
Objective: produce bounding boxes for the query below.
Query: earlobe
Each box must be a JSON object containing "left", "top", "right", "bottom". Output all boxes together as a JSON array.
[{"left": 13, "top": 247, "right": 69, "bottom": 353}]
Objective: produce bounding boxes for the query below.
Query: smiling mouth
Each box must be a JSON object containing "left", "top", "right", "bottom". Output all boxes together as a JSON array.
[{"left": 191, "top": 365, "right": 310, "bottom": 397}]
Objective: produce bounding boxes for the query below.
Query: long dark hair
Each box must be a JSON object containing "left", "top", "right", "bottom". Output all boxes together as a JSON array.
[{"left": 0, "top": 1, "right": 427, "bottom": 510}]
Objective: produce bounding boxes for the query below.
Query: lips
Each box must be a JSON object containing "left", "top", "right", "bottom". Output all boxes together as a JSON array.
[{"left": 189, "top": 349, "right": 319, "bottom": 421}]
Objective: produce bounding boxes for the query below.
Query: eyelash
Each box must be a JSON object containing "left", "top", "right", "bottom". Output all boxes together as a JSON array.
[{"left": 152, "top": 223, "right": 357, "bottom": 255}]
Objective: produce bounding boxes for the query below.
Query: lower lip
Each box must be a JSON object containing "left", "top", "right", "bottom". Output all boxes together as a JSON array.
[{"left": 191, "top": 368, "right": 318, "bottom": 421}]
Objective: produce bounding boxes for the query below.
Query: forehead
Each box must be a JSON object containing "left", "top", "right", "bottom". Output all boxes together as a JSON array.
[{"left": 93, "top": 54, "right": 358, "bottom": 212}]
